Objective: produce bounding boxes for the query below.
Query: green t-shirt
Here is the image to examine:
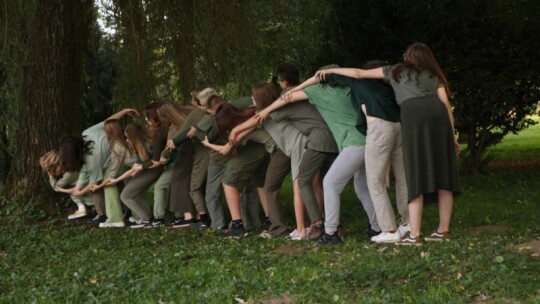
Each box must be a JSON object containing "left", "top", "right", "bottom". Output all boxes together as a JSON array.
[
  {"left": 325, "top": 74, "right": 400, "bottom": 135},
  {"left": 303, "top": 84, "right": 366, "bottom": 151}
]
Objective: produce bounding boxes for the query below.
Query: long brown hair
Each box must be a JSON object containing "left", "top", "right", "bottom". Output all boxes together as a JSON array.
[
  {"left": 124, "top": 123, "right": 152, "bottom": 161},
  {"left": 392, "top": 42, "right": 450, "bottom": 96},
  {"left": 144, "top": 101, "right": 163, "bottom": 132},
  {"left": 104, "top": 119, "right": 130, "bottom": 152},
  {"left": 156, "top": 101, "right": 194, "bottom": 127},
  {"left": 252, "top": 82, "right": 280, "bottom": 112},
  {"left": 58, "top": 136, "right": 93, "bottom": 172},
  {"left": 213, "top": 103, "right": 256, "bottom": 140}
]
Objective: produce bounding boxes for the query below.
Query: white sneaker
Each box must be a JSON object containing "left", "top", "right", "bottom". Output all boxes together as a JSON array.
[
  {"left": 287, "top": 229, "right": 307, "bottom": 241},
  {"left": 398, "top": 223, "right": 411, "bottom": 237},
  {"left": 371, "top": 231, "right": 402, "bottom": 243},
  {"left": 258, "top": 230, "right": 273, "bottom": 239},
  {"left": 99, "top": 221, "right": 125, "bottom": 228}
]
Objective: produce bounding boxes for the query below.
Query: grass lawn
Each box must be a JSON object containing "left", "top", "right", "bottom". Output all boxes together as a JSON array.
[{"left": 1, "top": 123, "right": 540, "bottom": 303}]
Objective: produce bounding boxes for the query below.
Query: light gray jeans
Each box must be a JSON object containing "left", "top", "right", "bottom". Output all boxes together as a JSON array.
[
  {"left": 365, "top": 118, "right": 409, "bottom": 231},
  {"left": 322, "top": 145, "right": 379, "bottom": 234}
]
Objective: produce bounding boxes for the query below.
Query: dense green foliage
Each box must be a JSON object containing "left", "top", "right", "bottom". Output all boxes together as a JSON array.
[{"left": 0, "top": 1, "right": 539, "bottom": 208}]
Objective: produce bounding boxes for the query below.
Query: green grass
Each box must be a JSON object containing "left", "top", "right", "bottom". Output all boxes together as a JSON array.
[
  {"left": 487, "top": 116, "right": 540, "bottom": 162},
  {"left": 1, "top": 123, "right": 540, "bottom": 303}
]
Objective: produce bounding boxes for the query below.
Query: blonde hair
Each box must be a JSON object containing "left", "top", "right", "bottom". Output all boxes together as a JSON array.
[{"left": 39, "top": 150, "right": 62, "bottom": 176}]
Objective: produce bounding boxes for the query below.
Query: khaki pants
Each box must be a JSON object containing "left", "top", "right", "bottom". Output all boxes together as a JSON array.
[{"left": 365, "top": 118, "right": 409, "bottom": 232}]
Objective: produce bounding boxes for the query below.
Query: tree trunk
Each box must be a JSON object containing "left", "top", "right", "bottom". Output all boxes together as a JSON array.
[{"left": 6, "top": 0, "right": 91, "bottom": 207}]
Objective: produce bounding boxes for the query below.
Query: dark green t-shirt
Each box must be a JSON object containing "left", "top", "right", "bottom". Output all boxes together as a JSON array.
[{"left": 325, "top": 74, "right": 400, "bottom": 135}]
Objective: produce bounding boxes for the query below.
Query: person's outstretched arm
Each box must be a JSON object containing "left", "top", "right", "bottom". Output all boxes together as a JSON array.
[
  {"left": 255, "top": 91, "right": 309, "bottom": 122},
  {"left": 315, "top": 67, "right": 384, "bottom": 81},
  {"left": 105, "top": 108, "right": 139, "bottom": 121},
  {"left": 287, "top": 75, "right": 320, "bottom": 94},
  {"left": 228, "top": 116, "right": 259, "bottom": 144},
  {"left": 437, "top": 85, "right": 460, "bottom": 155}
]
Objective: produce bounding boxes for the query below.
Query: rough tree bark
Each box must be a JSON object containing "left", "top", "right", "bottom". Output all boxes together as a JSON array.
[{"left": 6, "top": 0, "right": 92, "bottom": 207}]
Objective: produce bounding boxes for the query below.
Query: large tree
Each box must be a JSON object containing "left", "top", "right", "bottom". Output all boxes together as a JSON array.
[{"left": 6, "top": 0, "right": 93, "bottom": 205}]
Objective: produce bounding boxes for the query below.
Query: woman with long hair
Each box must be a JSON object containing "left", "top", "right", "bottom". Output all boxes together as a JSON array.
[
  {"left": 40, "top": 149, "right": 94, "bottom": 219},
  {"left": 201, "top": 99, "right": 272, "bottom": 238},
  {"left": 312, "top": 42, "right": 461, "bottom": 245},
  {"left": 230, "top": 83, "right": 335, "bottom": 240},
  {"left": 109, "top": 102, "right": 169, "bottom": 228}
]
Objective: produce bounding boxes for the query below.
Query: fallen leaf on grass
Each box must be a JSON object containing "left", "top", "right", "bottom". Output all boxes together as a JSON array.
[
  {"left": 456, "top": 272, "right": 463, "bottom": 280},
  {"left": 455, "top": 285, "right": 465, "bottom": 291},
  {"left": 89, "top": 279, "right": 98, "bottom": 285}
]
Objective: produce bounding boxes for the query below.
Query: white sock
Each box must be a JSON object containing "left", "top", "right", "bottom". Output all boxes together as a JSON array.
[{"left": 76, "top": 202, "right": 86, "bottom": 212}]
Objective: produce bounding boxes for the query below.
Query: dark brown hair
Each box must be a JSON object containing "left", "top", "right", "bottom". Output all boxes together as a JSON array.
[
  {"left": 144, "top": 101, "right": 163, "bottom": 131},
  {"left": 391, "top": 42, "right": 450, "bottom": 96},
  {"left": 157, "top": 101, "right": 194, "bottom": 127},
  {"left": 252, "top": 82, "right": 280, "bottom": 112},
  {"left": 58, "top": 136, "right": 93, "bottom": 172},
  {"left": 213, "top": 103, "right": 256, "bottom": 140}
]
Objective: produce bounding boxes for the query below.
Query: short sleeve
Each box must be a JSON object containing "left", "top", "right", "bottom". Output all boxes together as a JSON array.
[{"left": 382, "top": 65, "right": 393, "bottom": 82}]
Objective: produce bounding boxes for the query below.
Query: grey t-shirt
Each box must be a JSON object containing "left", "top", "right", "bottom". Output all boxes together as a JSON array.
[{"left": 383, "top": 65, "right": 440, "bottom": 104}]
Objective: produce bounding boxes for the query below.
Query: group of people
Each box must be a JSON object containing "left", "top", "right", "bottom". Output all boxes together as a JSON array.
[{"left": 40, "top": 42, "right": 461, "bottom": 245}]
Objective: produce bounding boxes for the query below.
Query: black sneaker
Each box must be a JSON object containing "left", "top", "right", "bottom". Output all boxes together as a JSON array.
[
  {"left": 261, "top": 217, "right": 272, "bottom": 232},
  {"left": 123, "top": 209, "right": 132, "bottom": 220},
  {"left": 367, "top": 224, "right": 381, "bottom": 238},
  {"left": 221, "top": 221, "right": 246, "bottom": 238},
  {"left": 199, "top": 214, "right": 210, "bottom": 229},
  {"left": 87, "top": 215, "right": 107, "bottom": 226},
  {"left": 171, "top": 218, "right": 198, "bottom": 228},
  {"left": 317, "top": 231, "right": 343, "bottom": 245},
  {"left": 130, "top": 219, "right": 150, "bottom": 229},
  {"left": 144, "top": 218, "right": 164, "bottom": 228}
]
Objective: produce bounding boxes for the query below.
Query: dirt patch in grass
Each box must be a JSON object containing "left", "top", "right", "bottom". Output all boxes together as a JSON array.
[
  {"left": 471, "top": 296, "right": 519, "bottom": 304},
  {"left": 273, "top": 243, "right": 308, "bottom": 255},
  {"left": 513, "top": 240, "right": 540, "bottom": 257},
  {"left": 488, "top": 158, "right": 540, "bottom": 171},
  {"left": 466, "top": 225, "right": 512, "bottom": 235}
]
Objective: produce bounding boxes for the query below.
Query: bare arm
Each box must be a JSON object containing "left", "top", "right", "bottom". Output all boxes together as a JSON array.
[
  {"left": 201, "top": 136, "right": 232, "bottom": 155},
  {"left": 228, "top": 116, "right": 259, "bottom": 144},
  {"left": 437, "top": 86, "right": 460, "bottom": 155},
  {"left": 106, "top": 168, "right": 136, "bottom": 186},
  {"left": 315, "top": 67, "right": 384, "bottom": 81},
  {"left": 256, "top": 91, "right": 310, "bottom": 122},
  {"left": 106, "top": 108, "right": 139, "bottom": 121},
  {"left": 287, "top": 75, "right": 320, "bottom": 94}
]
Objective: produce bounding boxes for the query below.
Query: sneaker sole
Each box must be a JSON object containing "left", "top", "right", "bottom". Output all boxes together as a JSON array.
[
  {"left": 395, "top": 241, "right": 423, "bottom": 246},
  {"left": 372, "top": 238, "right": 402, "bottom": 244},
  {"left": 424, "top": 238, "right": 451, "bottom": 242}
]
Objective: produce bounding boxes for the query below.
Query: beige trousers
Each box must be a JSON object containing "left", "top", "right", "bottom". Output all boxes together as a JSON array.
[{"left": 365, "top": 118, "right": 409, "bottom": 231}]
